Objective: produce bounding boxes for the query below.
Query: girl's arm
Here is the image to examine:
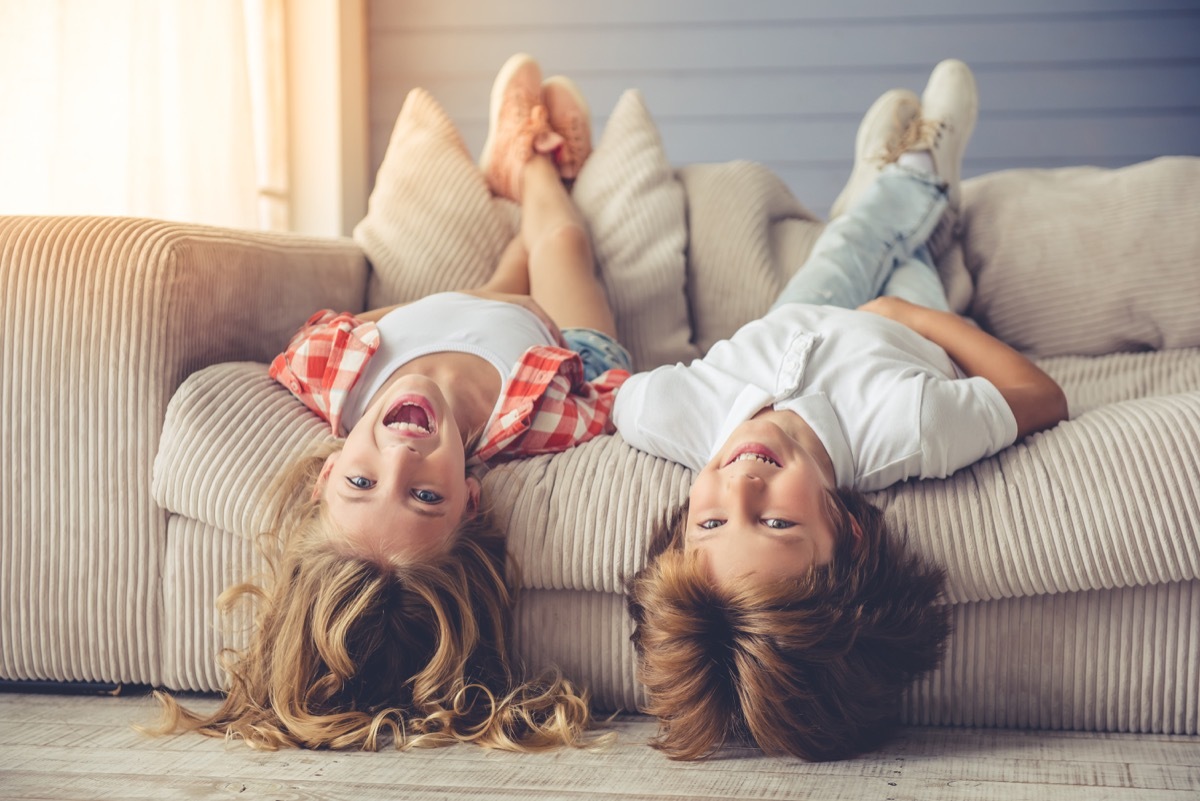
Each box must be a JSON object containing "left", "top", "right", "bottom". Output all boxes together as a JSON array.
[{"left": 858, "top": 297, "right": 1069, "bottom": 439}]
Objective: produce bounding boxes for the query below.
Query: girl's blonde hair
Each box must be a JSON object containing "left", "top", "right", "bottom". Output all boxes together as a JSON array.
[{"left": 148, "top": 442, "right": 593, "bottom": 751}]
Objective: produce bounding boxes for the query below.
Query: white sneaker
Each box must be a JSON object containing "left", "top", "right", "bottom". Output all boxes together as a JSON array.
[
  {"left": 913, "top": 59, "right": 978, "bottom": 209},
  {"left": 829, "top": 88, "right": 921, "bottom": 218}
]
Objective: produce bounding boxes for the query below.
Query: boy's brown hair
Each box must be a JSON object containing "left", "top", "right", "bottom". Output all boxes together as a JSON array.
[{"left": 625, "top": 488, "right": 950, "bottom": 761}]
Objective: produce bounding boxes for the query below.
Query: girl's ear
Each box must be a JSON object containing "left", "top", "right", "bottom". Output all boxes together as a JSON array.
[
  {"left": 312, "top": 452, "right": 339, "bottom": 500},
  {"left": 465, "top": 475, "right": 482, "bottom": 515}
]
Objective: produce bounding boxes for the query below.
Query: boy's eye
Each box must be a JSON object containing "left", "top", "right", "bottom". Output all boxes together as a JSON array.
[
  {"left": 762, "top": 518, "right": 795, "bottom": 530},
  {"left": 346, "top": 476, "right": 375, "bottom": 490},
  {"left": 698, "top": 519, "right": 724, "bottom": 530},
  {"left": 411, "top": 489, "right": 443, "bottom": 505}
]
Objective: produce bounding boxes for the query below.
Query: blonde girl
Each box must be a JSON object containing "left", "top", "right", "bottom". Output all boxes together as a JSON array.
[{"left": 149, "top": 54, "right": 629, "bottom": 751}]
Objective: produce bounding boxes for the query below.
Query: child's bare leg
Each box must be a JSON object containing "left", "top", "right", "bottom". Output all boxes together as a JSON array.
[
  {"left": 480, "top": 235, "right": 531, "bottom": 295},
  {"left": 519, "top": 154, "right": 617, "bottom": 337}
]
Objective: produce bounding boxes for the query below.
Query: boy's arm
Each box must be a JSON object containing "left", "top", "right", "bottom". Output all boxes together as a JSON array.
[{"left": 858, "top": 297, "right": 1069, "bottom": 439}]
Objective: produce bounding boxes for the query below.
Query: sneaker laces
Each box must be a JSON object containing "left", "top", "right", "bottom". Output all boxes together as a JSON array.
[{"left": 882, "top": 117, "right": 946, "bottom": 164}]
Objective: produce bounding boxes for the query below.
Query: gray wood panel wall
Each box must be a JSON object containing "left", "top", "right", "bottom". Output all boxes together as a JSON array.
[{"left": 366, "top": 0, "right": 1200, "bottom": 217}]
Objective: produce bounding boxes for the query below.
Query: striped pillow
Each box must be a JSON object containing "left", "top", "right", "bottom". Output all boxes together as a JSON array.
[
  {"left": 961, "top": 157, "right": 1200, "bottom": 357},
  {"left": 353, "top": 87, "right": 515, "bottom": 307},
  {"left": 573, "top": 90, "right": 697, "bottom": 371}
]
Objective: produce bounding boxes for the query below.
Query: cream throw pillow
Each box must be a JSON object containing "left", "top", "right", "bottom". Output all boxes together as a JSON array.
[
  {"left": 351, "top": 86, "right": 694, "bottom": 371},
  {"left": 572, "top": 89, "right": 697, "bottom": 370},
  {"left": 961, "top": 157, "right": 1200, "bottom": 357},
  {"left": 353, "top": 87, "right": 516, "bottom": 308}
]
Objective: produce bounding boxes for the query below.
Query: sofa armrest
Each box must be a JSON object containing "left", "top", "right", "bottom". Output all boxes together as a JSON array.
[{"left": 0, "top": 215, "right": 366, "bottom": 687}]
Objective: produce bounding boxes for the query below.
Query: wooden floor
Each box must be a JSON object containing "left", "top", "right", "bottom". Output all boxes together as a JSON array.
[{"left": 0, "top": 691, "right": 1197, "bottom": 801}]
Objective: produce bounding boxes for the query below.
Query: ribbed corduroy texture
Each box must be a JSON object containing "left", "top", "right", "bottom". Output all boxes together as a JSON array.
[
  {"left": 962, "top": 158, "right": 1200, "bottom": 357},
  {"left": 904, "top": 580, "right": 1200, "bottom": 734},
  {"left": 511, "top": 589, "right": 647, "bottom": 714},
  {"left": 0, "top": 215, "right": 366, "bottom": 686},
  {"left": 161, "top": 517, "right": 262, "bottom": 692},
  {"left": 153, "top": 362, "right": 334, "bottom": 539}
]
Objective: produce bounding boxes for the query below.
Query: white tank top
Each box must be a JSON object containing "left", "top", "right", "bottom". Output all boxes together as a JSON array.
[{"left": 341, "top": 292, "right": 557, "bottom": 430}]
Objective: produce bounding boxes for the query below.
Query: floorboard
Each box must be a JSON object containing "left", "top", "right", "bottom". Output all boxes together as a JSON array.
[{"left": 0, "top": 691, "right": 1196, "bottom": 801}]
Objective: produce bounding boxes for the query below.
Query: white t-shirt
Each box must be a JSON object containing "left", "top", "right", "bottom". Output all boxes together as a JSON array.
[
  {"left": 341, "top": 292, "right": 557, "bottom": 430},
  {"left": 612, "top": 303, "right": 1018, "bottom": 492}
]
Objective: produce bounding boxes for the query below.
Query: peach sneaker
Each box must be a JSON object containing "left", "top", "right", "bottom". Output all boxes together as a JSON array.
[
  {"left": 542, "top": 75, "right": 592, "bottom": 181},
  {"left": 480, "top": 53, "right": 563, "bottom": 202}
]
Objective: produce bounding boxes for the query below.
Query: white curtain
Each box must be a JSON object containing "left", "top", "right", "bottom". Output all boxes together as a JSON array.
[{"left": 0, "top": 0, "right": 289, "bottom": 231}]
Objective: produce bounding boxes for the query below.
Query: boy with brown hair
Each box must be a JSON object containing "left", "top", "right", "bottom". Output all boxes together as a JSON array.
[{"left": 619, "top": 60, "right": 1069, "bottom": 760}]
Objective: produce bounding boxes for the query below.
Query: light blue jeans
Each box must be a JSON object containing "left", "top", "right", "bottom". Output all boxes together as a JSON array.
[
  {"left": 771, "top": 164, "right": 950, "bottom": 312},
  {"left": 562, "top": 327, "right": 633, "bottom": 380}
]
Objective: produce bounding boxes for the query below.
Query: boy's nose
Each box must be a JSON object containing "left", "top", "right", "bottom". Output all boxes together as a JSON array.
[{"left": 724, "top": 472, "right": 764, "bottom": 499}]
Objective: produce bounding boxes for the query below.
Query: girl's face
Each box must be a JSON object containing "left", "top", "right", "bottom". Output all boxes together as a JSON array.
[
  {"left": 316, "top": 374, "right": 480, "bottom": 563},
  {"left": 685, "top": 415, "right": 838, "bottom": 587}
]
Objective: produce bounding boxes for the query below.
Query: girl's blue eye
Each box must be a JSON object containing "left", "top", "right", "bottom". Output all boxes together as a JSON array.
[
  {"left": 346, "top": 476, "right": 374, "bottom": 490},
  {"left": 698, "top": 519, "right": 723, "bottom": 530},
  {"left": 762, "top": 518, "right": 795, "bottom": 530},
  {"left": 412, "top": 489, "right": 443, "bottom": 505}
]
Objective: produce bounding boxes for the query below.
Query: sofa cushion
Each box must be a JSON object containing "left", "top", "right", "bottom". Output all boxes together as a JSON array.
[{"left": 960, "top": 157, "right": 1200, "bottom": 357}]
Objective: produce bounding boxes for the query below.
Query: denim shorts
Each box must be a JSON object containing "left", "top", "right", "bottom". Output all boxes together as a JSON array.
[{"left": 561, "top": 327, "right": 633, "bottom": 381}]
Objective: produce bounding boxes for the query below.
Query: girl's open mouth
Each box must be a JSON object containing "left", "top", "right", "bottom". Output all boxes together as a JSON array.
[
  {"left": 383, "top": 394, "right": 436, "bottom": 437},
  {"left": 723, "top": 443, "right": 782, "bottom": 468}
]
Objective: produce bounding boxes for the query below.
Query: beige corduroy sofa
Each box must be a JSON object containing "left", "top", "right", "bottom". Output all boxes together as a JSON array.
[{"left": 3, "top": 88, "right": 1198, "bottom": 738}]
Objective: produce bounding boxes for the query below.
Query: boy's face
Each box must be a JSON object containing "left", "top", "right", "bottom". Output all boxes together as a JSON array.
[
  {"left": 316, "top": 374, "right": 479, "bottom": 563},
  {"left": 685, "top": 415, "right": 838, "bottom": 586}
]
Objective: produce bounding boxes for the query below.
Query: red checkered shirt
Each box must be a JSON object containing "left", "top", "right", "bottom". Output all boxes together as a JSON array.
[{"left": 269, "top": 310, "right": 628, "bottom": 461}]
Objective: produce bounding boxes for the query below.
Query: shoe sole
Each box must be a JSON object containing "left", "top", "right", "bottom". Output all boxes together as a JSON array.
[{"left": 479, "top": 52, "right": 539, "bottom": 175}]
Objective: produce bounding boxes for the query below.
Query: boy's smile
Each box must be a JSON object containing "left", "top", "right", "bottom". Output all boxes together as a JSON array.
[{"left": 685, "top": 410, "right": 839, "bottom": 586}]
